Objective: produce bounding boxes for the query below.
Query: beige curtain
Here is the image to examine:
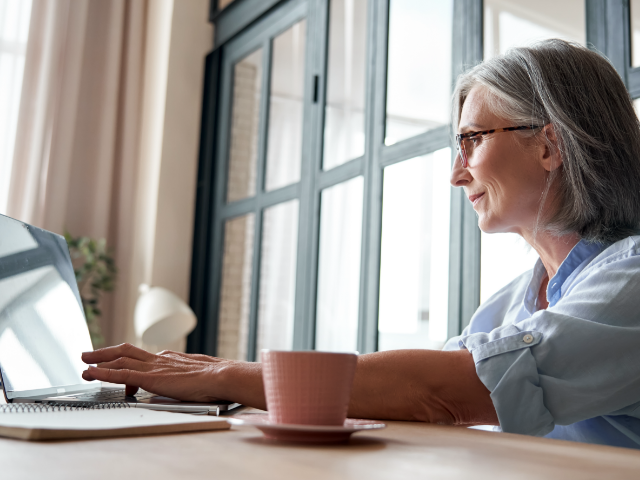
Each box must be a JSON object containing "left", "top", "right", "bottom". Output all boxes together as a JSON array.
[{"left": 6, "top": 0, "right": 205, "bottom": 348}]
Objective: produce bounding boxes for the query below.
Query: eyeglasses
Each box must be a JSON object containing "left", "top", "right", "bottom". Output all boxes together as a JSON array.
[{"left": 455, "top": 125, "right": 542, "bottom": 168}]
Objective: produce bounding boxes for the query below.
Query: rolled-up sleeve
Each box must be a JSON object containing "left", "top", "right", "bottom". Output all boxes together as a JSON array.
[
  {"left": 458, "top": 240, "right": 640, "bottom": 437},
  {"left": 460, "top": 325, "right": 553, "bottom": 436}
]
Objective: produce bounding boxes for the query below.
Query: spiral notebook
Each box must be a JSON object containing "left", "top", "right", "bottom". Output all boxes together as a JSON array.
[{"left": 0, "top": 403, "right": 230, "bottom": 441}]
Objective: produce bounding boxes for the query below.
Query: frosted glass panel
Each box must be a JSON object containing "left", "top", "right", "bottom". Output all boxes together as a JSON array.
[
  {"left": 217, "top": 214, "right": 255, "bottom": 360},
  {"left": 378, "top": 149, "right": 451, "bottom": 351},
  {"left": 385, "top": 0, "right": 453, "bottom": 145},
  {"left": 316, "top": 177, "right": 364, "bottom": 352},
  {"left": 480, "top": 0, "right": 584, "bottom": 302},
  {"left": 483, "top": 0, "right": 585, "bottom": 59},
  {"left": 226, "top": 50, "right": 262, "bottom": 202},
  {"left": 323, "top": 0, "right": 367, "bottom": 170},
  {"left": 265, "top": 21, "right": 306, "bottom": 191},
  {"left": 257, "top": 200, "right": 299, "bottom": 352}
]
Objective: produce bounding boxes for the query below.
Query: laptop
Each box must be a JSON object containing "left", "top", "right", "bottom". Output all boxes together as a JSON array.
[{"left": 0, "top": 213, "right": 238, "bottom": 414}]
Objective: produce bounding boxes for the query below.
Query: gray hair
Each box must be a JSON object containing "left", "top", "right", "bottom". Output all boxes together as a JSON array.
[{"left": 453, "top": 39, "right": 640, "bottom": 244}]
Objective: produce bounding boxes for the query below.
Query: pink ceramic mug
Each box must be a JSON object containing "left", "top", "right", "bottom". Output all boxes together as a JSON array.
[{"left": 261, "top": 350, "right": 358, "bottom": 426}]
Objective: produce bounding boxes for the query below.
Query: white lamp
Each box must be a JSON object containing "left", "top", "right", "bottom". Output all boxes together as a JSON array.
[{"left": 134, "top": 284, "right": 197, "bottom": 347}]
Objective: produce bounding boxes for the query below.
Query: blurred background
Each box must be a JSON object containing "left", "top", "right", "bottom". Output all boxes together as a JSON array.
[{"left": 1, "top": 0, "right": 639, "bottom": 358}]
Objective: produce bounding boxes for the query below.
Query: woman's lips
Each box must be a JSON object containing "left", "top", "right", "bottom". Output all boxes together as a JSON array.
[{"left": 468, "top": 192, "right": 485, "bottom": 206}]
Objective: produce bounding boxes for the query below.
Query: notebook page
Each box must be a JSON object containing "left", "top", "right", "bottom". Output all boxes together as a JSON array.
[
  {"left": 0, "top": 407, "right": 226, "bottom": 429},
  {"left": 0, "top": 406, "right": 230, "bottom": 440}
]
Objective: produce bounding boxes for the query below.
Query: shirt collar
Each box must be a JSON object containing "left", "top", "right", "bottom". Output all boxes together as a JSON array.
[{"left": 523, "top": 239, "right": 609, "bottom": 314}]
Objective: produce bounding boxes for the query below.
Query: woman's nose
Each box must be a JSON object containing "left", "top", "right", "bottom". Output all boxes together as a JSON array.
[{"left": 450, "top": 153, "right": 472, "bottom": 187}]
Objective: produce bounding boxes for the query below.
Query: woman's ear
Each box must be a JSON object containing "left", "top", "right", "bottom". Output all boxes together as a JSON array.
[{"left": 540, "top": 124, "right": 562, "bottom": 172}]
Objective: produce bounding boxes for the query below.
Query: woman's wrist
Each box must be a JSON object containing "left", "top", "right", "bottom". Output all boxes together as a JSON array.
[{"left": 213, "top": 359, "right": 266, "bottom": 409}]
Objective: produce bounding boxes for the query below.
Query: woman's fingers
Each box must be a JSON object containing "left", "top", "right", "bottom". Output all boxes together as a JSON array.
[
  {"left": 82, "top": 343, "right": 154, "bottom": 365},
  {"left": 82, "top": 365, "right": 145, "bottom": 387},
  {"left": 97, "top": 357, "right": 152, "bottom": 372}
]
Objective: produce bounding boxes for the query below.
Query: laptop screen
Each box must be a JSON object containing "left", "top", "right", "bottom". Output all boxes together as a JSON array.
[{"left": 0, "top": 214, "right": 93, "bottom": 399}]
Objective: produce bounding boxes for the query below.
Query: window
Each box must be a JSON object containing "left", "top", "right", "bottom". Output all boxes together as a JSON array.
[
  {"left": 190, "top": 0, "right": 640, "bottom": 358},
  {"left": 323, "top": 0, "right": 367, "bottom": 170},
  {"left": 378, "top": 149, "right": 451, "bottom": 351},
  {"left": 385, "top": 0, "right": 452, "bottom": 145},
  {"left": 316, "top": 176, "right": 364, "bottom": 352},
  {"left": 483, "top": 0, "right": 585, "bottom": 59}
]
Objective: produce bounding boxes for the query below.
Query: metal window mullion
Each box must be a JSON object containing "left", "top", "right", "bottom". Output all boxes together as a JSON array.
[
  {"left": 292, "top": 0, "right": 328, "bottom": 350},
  {"left": 259, "top": 183, "right": 300, "bottom": 208},
  {"left": 220, "top": 198, "right": 258, "bottom": 219},
  {"left": 447, "top": 0, "right": 483, "bottom": 338},
  {"left": 628, "top": 67, "right": 640, "bottom": 98},
  {"left": 214, "top": 0, "right": 286, "bottom": 47},
  {"left": 357, "top": 0, "right": 387, "bottom": 354},
  {"left": 258, "top": 40, "right": 273, "bottom": 193},
  {"left": 316, "top": 156, "right": 364, "bottom": 189},
  {"left": 379, "top": 125, "right": 450, "bottom": 168},
  {"left": 220, "top": 183, "right": 300, "bottom": 219},
  {"left": 586, "top": 0, "right": 629, "bottom": 86},
  {"left": 246, "top": 210, "right": 264, "bottom": 361}
]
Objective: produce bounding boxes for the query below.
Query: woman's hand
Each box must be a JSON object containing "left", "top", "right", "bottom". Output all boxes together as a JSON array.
[{"left": 81, "top": 343, "right": 266, "bottom": 408}]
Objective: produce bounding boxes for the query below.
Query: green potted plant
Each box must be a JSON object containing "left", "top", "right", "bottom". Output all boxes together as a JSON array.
[{"left": 64, "top": 233, "right": 117, "bottom": 348}]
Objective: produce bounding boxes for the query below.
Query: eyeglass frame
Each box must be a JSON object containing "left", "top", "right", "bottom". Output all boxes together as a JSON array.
[{"left": 455, "top": 125, "right": 542, "bottom": 168}]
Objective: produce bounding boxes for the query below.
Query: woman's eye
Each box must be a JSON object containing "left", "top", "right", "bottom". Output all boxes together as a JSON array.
[{"left": 470, "top": 136, "right": 482, "bottom": 146}]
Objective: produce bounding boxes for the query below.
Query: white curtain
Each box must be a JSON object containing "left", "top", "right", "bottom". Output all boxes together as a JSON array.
[
  {"left": 0, "top": 0, "right": 32, "bottom": 215},
  {"left": 5, "top": 0, "right": 211, "bottom": 348}
]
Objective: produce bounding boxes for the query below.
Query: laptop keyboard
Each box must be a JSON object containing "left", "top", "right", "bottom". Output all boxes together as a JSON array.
[{"left": 57, "top": 389, "right": 155, "bottom": 403}]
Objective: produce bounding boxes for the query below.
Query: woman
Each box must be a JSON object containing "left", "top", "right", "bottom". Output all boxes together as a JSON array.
[{"left": 82, "top": 39, "right": 640, "bottom": 448}]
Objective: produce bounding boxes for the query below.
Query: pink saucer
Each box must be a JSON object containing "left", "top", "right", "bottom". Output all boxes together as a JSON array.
[{"left": 227, "top": 413, "right": 386, "bottom": 444}]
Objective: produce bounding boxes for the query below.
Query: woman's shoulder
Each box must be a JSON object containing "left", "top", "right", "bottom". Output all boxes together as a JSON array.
[
  {"left": 578, "top": 235, "right": 640, "bottom": 277},
  {"left": 592, "top": 235, "right": 640, "bottom": 264},
  {"left": 552, "top": 235, "right": 640, "bottom": 326}
]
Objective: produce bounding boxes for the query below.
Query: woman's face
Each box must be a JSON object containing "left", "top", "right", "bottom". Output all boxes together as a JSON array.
[{"left": 450, "top": 86, "right": 553, "bottom": 236}]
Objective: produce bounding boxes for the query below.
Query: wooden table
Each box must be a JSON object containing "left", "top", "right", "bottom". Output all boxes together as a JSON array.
[{"left": 1, "top": 407, "right": 640, "bottom": 479}]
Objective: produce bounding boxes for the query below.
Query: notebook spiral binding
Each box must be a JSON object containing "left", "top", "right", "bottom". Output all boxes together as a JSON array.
[{"left": 1, "top": 402, "right": 131, "bottom": 413}]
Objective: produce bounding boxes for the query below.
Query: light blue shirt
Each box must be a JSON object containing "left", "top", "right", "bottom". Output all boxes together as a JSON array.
[{"left": 444, "top": 236, "right": 640, "bottom": 449}]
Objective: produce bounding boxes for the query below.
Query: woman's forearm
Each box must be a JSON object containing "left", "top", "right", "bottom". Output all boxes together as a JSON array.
[
  {"left": 348, "top": 349, "right": 499, "bottom": 425},
  {"left": 219, "top": 349, "right": 498, "bottom": 425}
]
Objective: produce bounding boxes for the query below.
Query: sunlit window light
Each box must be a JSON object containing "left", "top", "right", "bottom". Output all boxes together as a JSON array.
[{"left": 0, "top": 0, "right": 32, "bottom": 215}]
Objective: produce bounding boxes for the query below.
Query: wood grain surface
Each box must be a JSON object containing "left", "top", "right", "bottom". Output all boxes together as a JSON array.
[{"left": 1, "top": 408, "right": 640, "bottom": 479}]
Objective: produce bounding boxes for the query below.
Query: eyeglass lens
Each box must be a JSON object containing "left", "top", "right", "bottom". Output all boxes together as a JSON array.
[{"left": 457, "top": 137, "right": 468, "bottom": 168}]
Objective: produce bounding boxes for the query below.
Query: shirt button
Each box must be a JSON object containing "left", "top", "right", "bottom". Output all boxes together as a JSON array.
[{"left": 523, "top": 334, "right": 534, "bottom": 344}]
